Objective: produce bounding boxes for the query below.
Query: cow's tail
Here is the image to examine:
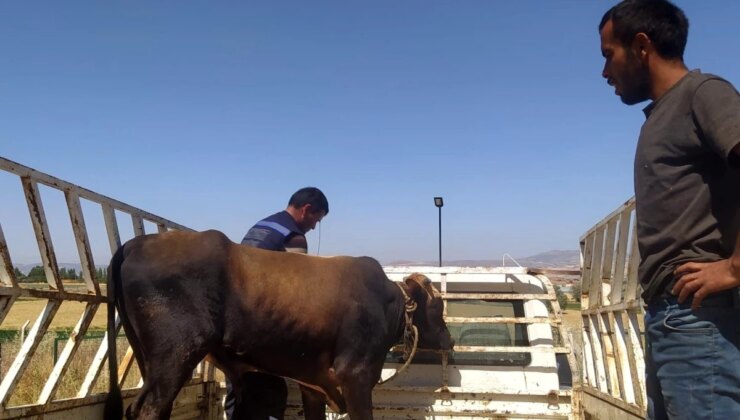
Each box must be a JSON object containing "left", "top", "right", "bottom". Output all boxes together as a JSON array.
[{"left": 104, "top": 245, "right": 125, "bottom": 420}]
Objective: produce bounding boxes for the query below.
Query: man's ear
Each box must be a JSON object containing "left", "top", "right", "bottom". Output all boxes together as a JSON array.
[{"left": 632, "top": 32, "right": 652, "bottom": 60}]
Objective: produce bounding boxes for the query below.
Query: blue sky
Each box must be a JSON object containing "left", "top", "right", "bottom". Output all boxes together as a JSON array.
[{"left": 2, "top": 1, "right": 739, "bottom": 265}]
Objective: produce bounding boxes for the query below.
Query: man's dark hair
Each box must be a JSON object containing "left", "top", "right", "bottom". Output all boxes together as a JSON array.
[
  {"left": 288, "top": 187, "right": 329, "bottom": 215},
  {"left": 599, "top": 0, "right": 689, "bottom": 60}
]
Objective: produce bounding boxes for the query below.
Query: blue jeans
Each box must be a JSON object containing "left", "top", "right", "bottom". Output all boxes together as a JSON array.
[{"left": 645, "top": 294, "right": 740, "bottom": 420}]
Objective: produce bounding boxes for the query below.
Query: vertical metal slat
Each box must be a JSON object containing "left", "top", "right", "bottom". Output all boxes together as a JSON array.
[
  {"left": 77, "top": 316, "right": 123, "bottom": 398},
  {"left": 38, "top": 303, "right": 100, "bottom": 404},
  {"left": 65, "top": 191, "right": 100, "bottom": 295},
  {"left": 132, "top": 215, "right": 145, "bottom": 237},
  {"left": 589, "top": 228, "right": 605, "bottom": 310},
  {"left": 102, "top": 203, "right": 122, "bottom": 255},
  {"left": 601, "top": 219, "right": 618, "bottom": 306},
  {"left": 612, "top": 310, "right": 636, "bottom": 404},
  {"left": 588, "top": 314, "right": 608, "bottom": 393},
  {"left": 21, "top": 177, "right": 64, "bottom": 292},
  {"left": 0, "top": 300, "right": 62, "bottom": 405},
  {"left": 0, "top": 223, "right": 19, "bottom": 288},
  {"left": 611, "top": 208, "right": 632, "bottom": 305}
]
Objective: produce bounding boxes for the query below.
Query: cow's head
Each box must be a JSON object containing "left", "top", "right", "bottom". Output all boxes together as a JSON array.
[{"left": 403, "top": 273, "right": 454, "bottom": 351}]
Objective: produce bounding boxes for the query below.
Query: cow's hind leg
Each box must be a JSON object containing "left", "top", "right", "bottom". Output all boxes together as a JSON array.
[{"left": 126, "top": 346, "right": 207, "bottom": 420}]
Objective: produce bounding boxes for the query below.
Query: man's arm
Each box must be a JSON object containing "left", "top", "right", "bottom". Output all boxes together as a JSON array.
[
  {"left": 284, "top": 234, "right": 308, "bottom": 254},
  {"left": 673, "top": 231, "right": 740, "bottom": 310},
  {"left": 673, "top": 142, "right": 740, "bottom": 308}
]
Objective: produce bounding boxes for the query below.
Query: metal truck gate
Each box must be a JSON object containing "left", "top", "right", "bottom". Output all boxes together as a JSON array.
[
  {"left": 0, "top": 156, "right": 213, "bottom": 419},
  {"left": 579, "top": 197, "right": 646, "bottom": 419},
  {"left": 314, "top": 266, "right": 581, "bottom": 419}
]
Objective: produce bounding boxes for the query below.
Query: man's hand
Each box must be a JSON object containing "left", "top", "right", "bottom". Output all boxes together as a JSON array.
[{"left": 672, "top": 259, "right": 740, "bottom": 310}]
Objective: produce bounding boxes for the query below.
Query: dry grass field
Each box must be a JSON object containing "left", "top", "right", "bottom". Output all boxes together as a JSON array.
[
  {"left": 2, "top": 299, "right": 109, "bottom": 330},
  {"left": 1, "top": 282, "right": 108, "bottom": 329},
  {"left": 0, "top": 282, "right": 141, "bottom": 405}
]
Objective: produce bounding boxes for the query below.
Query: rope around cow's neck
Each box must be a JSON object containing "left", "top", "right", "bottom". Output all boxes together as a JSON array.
[{"left": 377, "top": 283, "right": 420, "bottom": 385}]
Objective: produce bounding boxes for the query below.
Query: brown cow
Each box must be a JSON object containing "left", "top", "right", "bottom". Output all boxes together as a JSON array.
[{"left": 103, "top": 230, "right": 453, "bottom": 419}]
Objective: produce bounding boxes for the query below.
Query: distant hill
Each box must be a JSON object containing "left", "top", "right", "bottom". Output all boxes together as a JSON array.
[
  {"left": 387, "top": 250, "right": 579, "bottom": 269},
  {"left": 515, "top": 250, "right": 580, "bottom": 268}
]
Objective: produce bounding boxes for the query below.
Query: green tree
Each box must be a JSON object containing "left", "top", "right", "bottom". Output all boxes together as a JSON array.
[
  {"left": 67, "top": 268, "right": 77, "bottom": 280},
  {"left": 13, "top": 267, "right": 25, "bottom": 281},
  {"left": 571, "top": 282, "right": 582, "bottom": 303},
  {"left": 555, "top": 285, "right": 568, "bottom": 310},
  {"left": 27, "top": 266, "right": 46, "bottom": 282},
  {"left": 59, "top": 268, "right": 68, "bottom": 279}
]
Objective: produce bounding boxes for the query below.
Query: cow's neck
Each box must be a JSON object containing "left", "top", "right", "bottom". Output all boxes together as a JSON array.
[{"left": 393, "top": 282, "right": 414, "bottom": 342}]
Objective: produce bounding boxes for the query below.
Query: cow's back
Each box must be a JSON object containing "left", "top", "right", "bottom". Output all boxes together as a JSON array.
[
  {"left": 219, "top": 248, "right": 401, "bottom": 379},
  {"left": 116, "top": 230, "right": 233, "bottom": 349},
  {"left": 226, "top": 249, "right": 393, "bottom": 326}
]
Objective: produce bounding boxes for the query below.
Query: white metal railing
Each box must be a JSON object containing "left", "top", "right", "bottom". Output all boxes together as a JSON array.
[
  {"left": 0, "top": 156, "right": 194, "bottom": 418},
  {"left": 579, "top": 197, "right": 646, "bottom": 418}
]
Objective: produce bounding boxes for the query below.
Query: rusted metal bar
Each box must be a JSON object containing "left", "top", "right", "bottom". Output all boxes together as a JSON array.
[
  {"left": 582, "top": 321, "right": 596, "bottom": 388},
  {"left": 597, "top": 312, "right": 620, "bottom": 398},
  {"left": 587, "top": 314, "right": 608, "bottom": 393},
  {"left": 612, "top": 310, "right": 636, "bottom": 404},
  {"left": 78, "top": 315, "right": 123, "bottom": 398},
  {"left": 0, "top": 295, "right": 18, "bottom": 327},
  {"left": 102, "top": 203, "right": 122, "bottom": 255},
  {"left": 391, "top": 345, "right": 570, "bottom": 354},
  {"left": 131, "top": 215, "right": 145, "bottom": 237},
  {"left": 38, "top": 302, "right": 100, "bottom": 404},
  {"left": 527, "top": 268, "right": 581, "bottom": 276},
  {"left": 65, "top": 191, "right": 101, "bottom": 295},
  {"left": 588, "top": 227, "right": 604, "bottom": 310},
  {"left": 442, "top": 293, "right": 556, "bottom": 300},
  {"left": 581, "top": 235, "right": 594, "bottom": 309},
  {"left": 580, "top": 300, "right": 641, "bottom": 315},
  {"left": 21, "top": 177, "right": 64, "bottom": 292},
  {"left": 625, "top": 219, "right": 641, "bottom": 302},
  {"left": 611, "top": 207, "right": 632, "bottom": 305},
  {"left": 0, "top": 286, "right": 105, "bottom": 303},
  {"left": 0, "top": 300, "right": 62, "bottom": 405},
  {"left": 0, "top": 224, "right": 19, "bottom": 288},
  {"left": 583, "top": 386, "right": 644, "bottom": 419},
  {"left": 601, "top": 219, "right": 618, "bottom": 306},
  {"left": 118, "top": 346, "right": 137, "bottom": 386},
  {"left": 1, "top": 157, "right": 192, "bottom": 232},
  {"left": 626, "top": 309, "right": 646, "bottom": 409},
  {"left": 444, "top": 316, "right": 558, "bottom": 324},
  {"left": 580, "top": 197, "right": 635, "bottom": 241}
]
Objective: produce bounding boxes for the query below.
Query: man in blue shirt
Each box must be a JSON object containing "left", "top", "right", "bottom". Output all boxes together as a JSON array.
[{"left": 226, "top": 186, "right": 329, "bottom": 420}]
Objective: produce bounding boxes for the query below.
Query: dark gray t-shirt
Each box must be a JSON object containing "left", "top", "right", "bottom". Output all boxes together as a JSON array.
[{"left": 635, "top": 70, "right": 740, "bottom": 303}]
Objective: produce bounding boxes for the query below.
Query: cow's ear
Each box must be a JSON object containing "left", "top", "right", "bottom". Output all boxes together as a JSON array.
[{"left": 404, "top": 273, "right": 431, "bottom": 301}]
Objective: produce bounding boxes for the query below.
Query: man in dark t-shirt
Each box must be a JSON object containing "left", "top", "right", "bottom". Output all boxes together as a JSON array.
[
  {"left": 599, "top": 1, "right": 740, "bottom": 419},
  {"left": 225, "top": 187, "right": 328, "bottom": 420}
]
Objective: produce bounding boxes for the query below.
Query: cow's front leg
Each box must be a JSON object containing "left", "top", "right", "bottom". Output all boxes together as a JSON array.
[
  {"left": 338, "top": 372, "right": 376, "bottom": 420},
  {"left": 299, "top": 385, "right": 326, "bottom": 420}
]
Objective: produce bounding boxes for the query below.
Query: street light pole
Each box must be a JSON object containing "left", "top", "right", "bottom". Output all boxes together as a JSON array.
[{"left": 434, "top": 197, "right": 444, "bottom": 267}]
